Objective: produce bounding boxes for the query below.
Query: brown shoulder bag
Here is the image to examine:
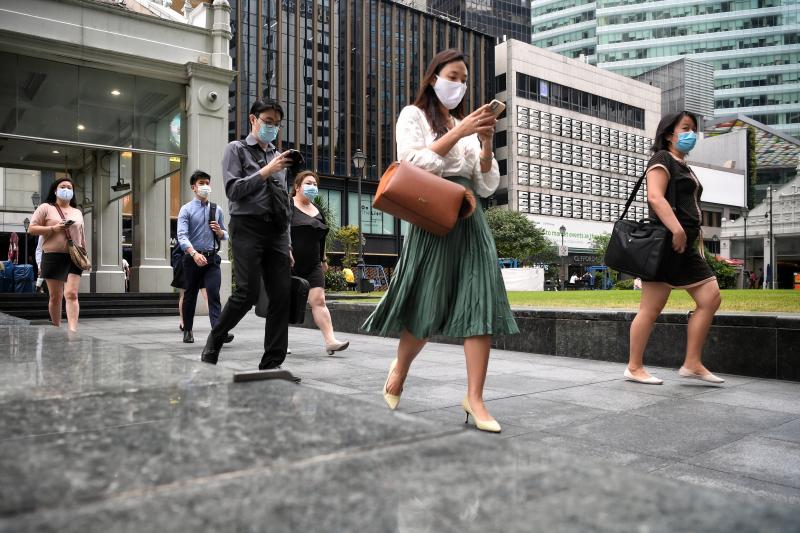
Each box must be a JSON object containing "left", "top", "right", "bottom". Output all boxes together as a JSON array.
[
  {"left": 372, "top": 161, "right": 476, "bottom": 237},
  {"left": 54, "top": 205, "right": 92, "bottom": 271}
]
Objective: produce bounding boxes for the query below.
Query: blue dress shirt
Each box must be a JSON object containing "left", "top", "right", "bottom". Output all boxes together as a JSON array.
[{"left": 177, "top": 198, "right": 229, "bottom": 252}]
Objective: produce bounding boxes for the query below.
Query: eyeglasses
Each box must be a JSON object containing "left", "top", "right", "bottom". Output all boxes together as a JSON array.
[{"left": 257, "top": 116, "right": 281, "bottom": 127}]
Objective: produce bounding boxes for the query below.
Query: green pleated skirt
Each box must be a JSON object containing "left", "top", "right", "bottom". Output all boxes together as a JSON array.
[{"left": 361, "top": 177, "right": 519, "bottom": 339}]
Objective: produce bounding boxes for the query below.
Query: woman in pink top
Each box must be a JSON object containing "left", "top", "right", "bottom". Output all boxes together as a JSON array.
[{"left": 29, "top": 178, "right": 87, "bottom": 331}]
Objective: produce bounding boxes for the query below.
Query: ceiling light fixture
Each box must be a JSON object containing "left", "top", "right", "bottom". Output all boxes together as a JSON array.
[
  {"left": 77, "top": 124, "right": 85, "bottom": 131},
  {"left": 52, "top": 150, "right": 60, "bottom": 154},
  {"left": 110, "top": 89, "right": 121, "bottom": 96}
]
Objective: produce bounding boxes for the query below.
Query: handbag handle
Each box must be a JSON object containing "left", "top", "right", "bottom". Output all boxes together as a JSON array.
[
  {"left": 619, "top": 163, "right": 677, "bottom": 222},
  {"left": 53, "top": 204, "right": 76, "bottom": 243}
]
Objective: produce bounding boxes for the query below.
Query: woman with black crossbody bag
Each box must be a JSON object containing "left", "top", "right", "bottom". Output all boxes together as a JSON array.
[{"left": 621, "top": 111, "right": 724, "bottom": 385}]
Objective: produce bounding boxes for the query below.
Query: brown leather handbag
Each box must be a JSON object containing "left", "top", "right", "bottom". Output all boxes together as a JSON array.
[
  {"left": 54, "top": 205, "right": 92, "bottom": 271},
  {"left": 373, "top": 161, "right": 476, "bottom": 237}
]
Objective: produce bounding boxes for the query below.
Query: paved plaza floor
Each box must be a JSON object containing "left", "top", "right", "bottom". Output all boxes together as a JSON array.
[
  {"left": 86, "top": 314, "right": 800, "bottom": 504},
  {"left": 1, "top": 312, "right": 799, "bottom": 531}
]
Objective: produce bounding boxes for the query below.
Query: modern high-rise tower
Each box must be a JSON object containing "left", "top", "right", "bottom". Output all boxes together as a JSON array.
[
  {"left": 530, "top": 0, "right": 800, "bottom": 139},
  {"left": 430, "top": 0, "right": 532, "bottom": 42}
]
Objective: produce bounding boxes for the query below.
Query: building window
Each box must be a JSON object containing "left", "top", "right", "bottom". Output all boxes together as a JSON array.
[
  {"left": 348, "top": 192, "right": 394, "bottom": 235},
  {"left": 702, "top": 210, "right": 722, "bottom": 227},
  {"left": 496, "top": 73, "right": 506, "bottom": 93},
  {"left": 496, "top": 130, "right": 507, "bottom": 148}
]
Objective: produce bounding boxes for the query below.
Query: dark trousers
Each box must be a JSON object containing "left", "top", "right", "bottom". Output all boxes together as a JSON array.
[
  {"left": 182, "top": 253, "right": 222, "bottom": 332},
  {"left": 211, "top": 215, "right": 290, "bottom": 369}
]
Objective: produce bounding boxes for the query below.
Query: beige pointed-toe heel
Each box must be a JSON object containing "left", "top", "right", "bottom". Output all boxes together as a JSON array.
[
  {"left": 462, "top": 397, "right": 501, "bottom": 433},
  {"left": 383, "top": 359, "right": 402, "bottom": 410}
]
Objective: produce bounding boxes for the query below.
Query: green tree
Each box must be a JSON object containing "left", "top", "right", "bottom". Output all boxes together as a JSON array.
[
  {"left": 485, "top": 207, "right": 551, "bottom": 263},
  {"left": 333, "top": 225, "right": 361, "bottom": 268}
]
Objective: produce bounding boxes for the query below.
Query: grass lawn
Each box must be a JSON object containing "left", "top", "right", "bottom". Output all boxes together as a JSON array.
[
  {"left": 341, "top": 290, "right": 799, "bottom": 313},
  {"left": 505, "top": 289, "right": 800, "bottom": 313}
]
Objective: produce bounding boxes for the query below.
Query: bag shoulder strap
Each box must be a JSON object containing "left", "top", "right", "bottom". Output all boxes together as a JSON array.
[
  {"left": 208, "top": 202, "right": 219, "bottom": 252},
  {"left": 619, "top": 163, "right": 677, "bottom": 222},
  {"left": 53, "top": 205, "right": 75, "bottom": 243}
]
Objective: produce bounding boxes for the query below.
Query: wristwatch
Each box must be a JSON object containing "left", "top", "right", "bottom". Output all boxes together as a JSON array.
[{"left": 189, "top": 250, "right": 197, "bottom": 257}]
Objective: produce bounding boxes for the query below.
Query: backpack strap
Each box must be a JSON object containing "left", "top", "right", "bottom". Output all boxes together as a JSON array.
[{"left": 209, "top": 202, "right": 220, "bottom": 253}]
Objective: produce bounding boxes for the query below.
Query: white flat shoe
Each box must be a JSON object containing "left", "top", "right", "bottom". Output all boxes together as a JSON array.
[
  {"left": 624, "top": 367, "right": 663, "bottom": 385},
  {"left": 678, "top": 366, "right": 725, "bottom": 384}
]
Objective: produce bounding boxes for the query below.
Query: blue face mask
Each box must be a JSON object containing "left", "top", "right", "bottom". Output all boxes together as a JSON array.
[
  {"left": 302, "top": 184, "right": 319, "bottom": 201},
  {"left": 258, "top": 122, "right": 279, "bottom": 144},
  {"left": 56, "top": 188, "right": 73, "bottom": 201},
  {"left": 675, "top": 131, "right": 697, "bottom": 153}
]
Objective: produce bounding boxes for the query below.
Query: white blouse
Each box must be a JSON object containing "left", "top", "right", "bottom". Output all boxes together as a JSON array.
[{"left": 395, "top": 105, "right": 500, "bottom": 198}]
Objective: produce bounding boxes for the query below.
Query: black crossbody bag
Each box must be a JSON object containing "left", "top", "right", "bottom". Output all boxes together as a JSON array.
[
  {"left": 237, "top": 141, "right": 291, "bottom": 233},
  {"left": 604, "top": 170, "right": 676, "bottom": 279}
]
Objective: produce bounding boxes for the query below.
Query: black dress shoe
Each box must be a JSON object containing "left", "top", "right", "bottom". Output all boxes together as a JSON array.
[
  {"left": 224, "top": 334, "right": 234, "bottom": 343},
  {"left": 201, "top": 334, "right": 222, "bottom": 365},
  {"left": 183, "top": 330, "right": 194, "bottom": 343}
]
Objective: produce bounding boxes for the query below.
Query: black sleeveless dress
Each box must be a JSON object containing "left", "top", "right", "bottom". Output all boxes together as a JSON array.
[
  {"left": 290, "top": 208, "right": 328, "bottom": 289},
  {"left": 644, "top": 150, "right": 715, "bottom": 288}
]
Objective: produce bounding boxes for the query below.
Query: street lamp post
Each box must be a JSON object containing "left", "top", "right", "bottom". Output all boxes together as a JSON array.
[
  {"left": 742, "top": 207, "right": 748, "bottom": 286},
  {"left": 559, "top": 225, "right": 566, "bottom": 290},
  {"left": 767, "top": 188, "right": 775, "bottom": 289},
  {"left": 23, "top": 218, "right": 30, "bottom": 266},
  {"left": 352, "top": 149, "right": 368, "bottom": 293},
  {"left": 711, "top": 234, "right": 719, "bottom": 255},
  {"left": 31, "top": 191, "right": 41, "bottom": 210}
]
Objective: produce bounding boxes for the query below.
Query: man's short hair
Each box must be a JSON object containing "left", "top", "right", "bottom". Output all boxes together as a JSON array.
[
  {"left": 190, "top": 170, "right": 211, "bottom": 185},
  {"left": 249, "top": 98, "right": 284, "bottom": 120}
]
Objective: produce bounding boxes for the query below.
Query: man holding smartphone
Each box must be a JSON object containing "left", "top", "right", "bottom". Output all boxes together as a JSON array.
[{"left": 201, "top": 98, "right": 295, "bottom": 370}]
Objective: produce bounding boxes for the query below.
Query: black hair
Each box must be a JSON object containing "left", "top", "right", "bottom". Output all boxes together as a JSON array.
[
  {"left": 45, "top": 177, "right": 78, "bottom": 208},
  {"left": 189, "top": 170, "right": 211, "bottom": 186},
  {"left": 652, "top": 111, "right": 699, "bottom": 153},
  {"left": 249, "top": 99, "right": 284, "bottom": 121}
]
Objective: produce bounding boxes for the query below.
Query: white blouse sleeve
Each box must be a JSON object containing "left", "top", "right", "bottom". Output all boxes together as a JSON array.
[
  {"left": 466, "top": 135, "right": 500, "bottom": 198},
  {"left": 395, "top": 106, "right": 445, "bottom": 175}
]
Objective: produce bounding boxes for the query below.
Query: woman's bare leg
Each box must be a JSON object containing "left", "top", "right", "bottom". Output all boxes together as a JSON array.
[{"left": 628, "top": 282, "right": 671, "bottom": 379}]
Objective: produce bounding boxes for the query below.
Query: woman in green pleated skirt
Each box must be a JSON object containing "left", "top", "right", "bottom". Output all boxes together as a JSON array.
[{"left": 362, "top": 49, "right": 518, "bottom": 433}]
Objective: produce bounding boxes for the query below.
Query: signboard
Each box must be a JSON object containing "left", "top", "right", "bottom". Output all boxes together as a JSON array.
[
  {"left": 558, "top": 245, "right": 568, "bottom": 257},
  {"left": 526, "top": 215, "right": 614, "bottom": 250}
]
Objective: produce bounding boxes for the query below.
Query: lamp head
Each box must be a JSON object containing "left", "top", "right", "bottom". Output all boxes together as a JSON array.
[{"left": 352, "top": 149, "right": 366, "bottom": 170}]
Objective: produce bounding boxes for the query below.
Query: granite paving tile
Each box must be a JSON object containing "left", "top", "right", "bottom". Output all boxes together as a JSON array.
[
  {"left": 532, "top": 381, "right": 672, "bottom": 412},
  {"left": 0, "top": 380, "right": 452, "bottom": 516},
  {"left": 760, "top": 418, "right": 800, "bottom": 444},
  {"left": 685, "top": 436, "right": 800, "bottom": 489},
  {"left": 551, "top": 399, "right": 796, "bottom": 461},
  {"left": 2, "top": 433, "right": 797, "bottom": 533},
  {"left": 655, "top": 462, "right": 800, "bottom": 505}
]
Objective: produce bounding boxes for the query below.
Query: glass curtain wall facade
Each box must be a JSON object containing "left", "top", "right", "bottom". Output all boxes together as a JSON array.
[
  {"left": 530, "top": 0, "right": 800, "bottom": 139},
  {"left": 229, "top": 0, "right": 495, "bottom": 261},
  {"left": 430, "top": 0, "right": 533, "bottom": 42}
]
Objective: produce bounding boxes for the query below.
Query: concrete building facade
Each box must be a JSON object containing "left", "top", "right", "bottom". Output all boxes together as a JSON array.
[{"left": 494, "top": 39, "right": 661, "bottom": 273}]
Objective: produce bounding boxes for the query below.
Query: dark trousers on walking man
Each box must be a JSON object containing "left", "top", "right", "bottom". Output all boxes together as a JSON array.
[
  {"left": 182, "top": 252, "right": 222, "bottom": 332},
  {"left": 204, "top": 216, "right": 290, "bottom": 369}
]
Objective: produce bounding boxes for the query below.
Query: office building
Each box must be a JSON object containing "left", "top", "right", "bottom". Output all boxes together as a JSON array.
[
  {"left": 633, "top": 58, "right": 716, "bottom": 126},
  {"left": 430, "top": 0, "right": 532, "bottom": 42},
  {"left": 229, "top": 0, "right": 496, "bottom": 263},
  {"left": 530, "top": 0, "right": 800, "bottom": 139},
  {"left": 495, "top": 39, "right": 661, "bottom": 270}
]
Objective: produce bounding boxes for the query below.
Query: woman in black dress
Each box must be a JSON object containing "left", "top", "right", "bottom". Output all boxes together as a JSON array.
[
  {"left": 626, "top": 111, "right": 724, "bottom": 385},
  {"left": 291, "top": 171, "right": 349, "bottom": 355}
]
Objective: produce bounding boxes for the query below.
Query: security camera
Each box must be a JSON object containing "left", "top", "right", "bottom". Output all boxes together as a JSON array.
[{"left": 208, "top": 91, "right": 218, "bottom": 102}]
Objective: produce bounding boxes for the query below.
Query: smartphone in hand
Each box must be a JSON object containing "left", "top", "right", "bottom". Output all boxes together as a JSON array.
[
  {"left": 64, "top": 220, "right": 75, "bottom": 227},
  {"left": 487, "top": 99, "right": 506, "bottom": 117}
]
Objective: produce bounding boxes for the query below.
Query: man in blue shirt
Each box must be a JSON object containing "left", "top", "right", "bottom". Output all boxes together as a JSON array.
[{"left": 177, "top": 170, "right": 229, "bottom": 343}]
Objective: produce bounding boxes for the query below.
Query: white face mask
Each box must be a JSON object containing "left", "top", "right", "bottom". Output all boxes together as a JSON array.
[
  {"left": 432, "top": 76, "right": 467, "bottom": 110},
  {"left": 196, "top": 184, "right": 211, "bottom": 198}
]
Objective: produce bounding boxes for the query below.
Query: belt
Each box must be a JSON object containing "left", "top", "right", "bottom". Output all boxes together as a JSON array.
[{"left": 195, "top": 250, "right": 217, "bottom": 258}]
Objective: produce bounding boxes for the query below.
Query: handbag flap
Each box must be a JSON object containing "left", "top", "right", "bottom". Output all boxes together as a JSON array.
[{"left": 373, "top": 161, "right": 465, "bottom": 235}]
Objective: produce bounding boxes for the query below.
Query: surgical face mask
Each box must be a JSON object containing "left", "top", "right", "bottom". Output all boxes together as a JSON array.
[
  {"left": 56, "top": 188, "right": 73, "bottom": 201},
  {"left": 432, "top": 76, "right": 467, "bottom": 110},
  {"left": 258, "top": 121, "right": 279, "bottom": 144},
  {"left": 675, "top": 131, "right": 697, "bottom": 153},
  {"left": 196, "top": 184, "right": 211, "bottom": 198},
  {"left": 302, "top": 184, "right": 319, "bottom": 201}
]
